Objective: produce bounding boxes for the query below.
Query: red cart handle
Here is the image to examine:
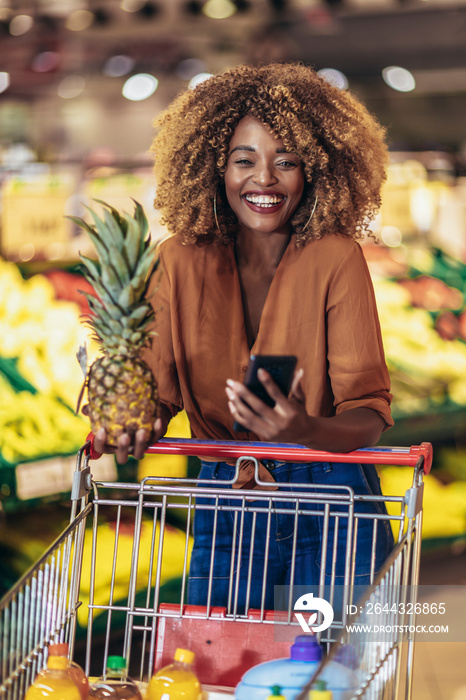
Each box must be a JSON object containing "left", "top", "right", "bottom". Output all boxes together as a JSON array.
[
  {"left": 84, "top": 432, "right": 103, "bottom": 461},
  {"left": 85, "top": 434, "right": 432, "bottom": 474},
  {"left": 145, "top": 438, "right": 433, "bottom": 475}
]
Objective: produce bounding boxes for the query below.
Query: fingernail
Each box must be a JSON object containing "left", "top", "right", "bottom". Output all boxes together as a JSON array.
[
  {"left": 226, "top": 379, "right": 234, "bottom": 387},
  {"left": 257, "top": 368, "right": 266, "bottom": 378},
  {"left": 226, "top": 387, "right": 235, "bottom": 399}
]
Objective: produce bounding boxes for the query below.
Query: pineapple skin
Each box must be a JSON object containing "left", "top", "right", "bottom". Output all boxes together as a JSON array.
[{"left": 87, "top": 353, "right": 158, "bottom": 446}]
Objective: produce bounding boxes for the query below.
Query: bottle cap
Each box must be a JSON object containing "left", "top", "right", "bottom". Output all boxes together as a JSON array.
[
  {"left": 174, "top": 648, "right": 195, "bottom": 665},
  {"left": 314, "top": 681, "right": 327, "bottom": 691},
  {"left": 290, "top": 635, "right": 323, "bottom": 662},
  {"left": 269, "top": 685, "right": 284, "bottom": 697},
  {"left": 48, "top": 656, "right": 69, "bottom": 670},
  {"left": 48, "top": 643, "right": 69, "bottom": 656},
  {"left": 309, "top": 679, "right": 333, "bottom": 699},
  {"left": 106, "top": 656, "right": 127, "bottom": 671}
]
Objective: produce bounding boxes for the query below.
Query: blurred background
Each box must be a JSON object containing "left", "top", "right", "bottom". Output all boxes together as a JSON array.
[{"left": 0, "top": 1, "right": 465, "bottom": 694}]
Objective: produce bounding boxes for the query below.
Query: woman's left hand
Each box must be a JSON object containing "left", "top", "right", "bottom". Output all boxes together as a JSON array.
[{"left": 226, "top": 368, "right": 310, "bottom": 442}]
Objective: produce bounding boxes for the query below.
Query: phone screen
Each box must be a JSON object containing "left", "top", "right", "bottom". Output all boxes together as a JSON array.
[{"left": 233, "top": 354, "right": 298, "bottom": 432}]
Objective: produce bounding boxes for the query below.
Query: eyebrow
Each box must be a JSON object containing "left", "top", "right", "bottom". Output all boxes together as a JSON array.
[{"left": 229, "top": 145, "right": 290, "bottom": 155}]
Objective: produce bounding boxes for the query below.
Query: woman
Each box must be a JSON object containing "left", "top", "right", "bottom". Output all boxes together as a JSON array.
[{"left": 94, "top": 62, "right": 394, "bottom": 611}]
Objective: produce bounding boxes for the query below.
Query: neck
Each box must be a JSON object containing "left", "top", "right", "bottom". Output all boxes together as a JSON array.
[{"left": 235, "top": 229, "right": 291, "bottom": 272}]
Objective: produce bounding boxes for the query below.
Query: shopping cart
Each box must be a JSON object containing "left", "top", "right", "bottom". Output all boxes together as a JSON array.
[{"left": 0, "top": 438, "right": 432, "bottom": 700}]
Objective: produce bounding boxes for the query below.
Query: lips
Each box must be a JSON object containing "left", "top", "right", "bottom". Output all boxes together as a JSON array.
[{"left": 242, "top": 191, "right": 286, "bottom": 213}]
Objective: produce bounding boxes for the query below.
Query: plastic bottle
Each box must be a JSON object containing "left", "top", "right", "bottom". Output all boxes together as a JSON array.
[
  {"left": 267, "top": 686, "right": 287, "bottom": 699},
  {"left": 309, "top": 680, "right": 333, "bottom": 699},
  {"left": 146, "top": 648, "right": 202, "bottom": 700},
  {"left": 48, "top": 642, "right": 89, "bottom": 700},
  {"left": 25, "top": 656, "right": 82, "bottom": 700},
  {"left": 234, "top": 635, "right": 358, "bottom": 700},
  {"left": 89, "top": 656, "right": 142, "bottom": 700}
]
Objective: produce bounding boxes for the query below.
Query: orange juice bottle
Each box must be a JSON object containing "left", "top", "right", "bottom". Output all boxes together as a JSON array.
[
  {"left": 147, "top": 648, "right": 202, "bottom": 700},
  {"left": 48, "top": 643, "right": 89, "bottom": 700},
  {"left": 25, "top": 656, "right": 81, "bottom": 700}
]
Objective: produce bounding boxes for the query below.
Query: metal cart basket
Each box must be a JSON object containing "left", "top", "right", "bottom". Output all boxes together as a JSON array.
[{"left": 0, "top": 438, "right": 432, "bottom": 700}]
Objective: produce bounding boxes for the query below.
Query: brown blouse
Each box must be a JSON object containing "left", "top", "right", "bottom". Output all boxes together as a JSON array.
[{"left": 143, "top": 232, "right": 393, "bottom": 441}]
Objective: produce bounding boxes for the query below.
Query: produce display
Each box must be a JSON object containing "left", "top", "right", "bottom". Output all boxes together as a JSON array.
[
  {"left": 0, "top": 370, "right": 86, "bottom": 464},
  {"left": 366, "top": 245, "right": 466, "bottom": 420},
  {"left": 0, "top": 256, "right": 92, "bottom": 508},
  {"left": 0, "top": 256, "right": 93, "bottom": 410},
  {"left": 379, "top": 466, "right": 466, "bottom": 542}
]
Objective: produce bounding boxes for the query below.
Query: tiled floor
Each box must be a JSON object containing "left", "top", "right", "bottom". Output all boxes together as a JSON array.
[{"left": 411, "top": 547, "right": 466, "bottom": 699}]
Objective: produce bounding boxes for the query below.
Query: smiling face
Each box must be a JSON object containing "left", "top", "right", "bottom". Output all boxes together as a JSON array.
[{"left": 224, "top": 115, "right": 305, "bottom": 237}]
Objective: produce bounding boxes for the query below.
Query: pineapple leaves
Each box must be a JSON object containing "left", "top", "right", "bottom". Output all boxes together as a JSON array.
[
  {"left": 87, "top": 206, "right": 124, "bottom": 250},
  {"left": 135, "top": 242, "right": 158, "bottom": 282},
  {"left": 66, "top": 215, "right": 95, "bottom": 235},
  {"left": 72, "top": 198, "right": 156, "bottom": 353},
  {"left": 132, "top": 198, "right": 149, "bottom": 251},
  {"left": 79, "top": 254, "right": 101, "bottom": 283},
  {"left": 118, "top": 285, "right": 136, "bottom": 309},
  {"left": 92, "top": 198, "right": 128, "bottom": 233},
  {"left": 125, "top": 215, "right": 142, "bottom": 273}
]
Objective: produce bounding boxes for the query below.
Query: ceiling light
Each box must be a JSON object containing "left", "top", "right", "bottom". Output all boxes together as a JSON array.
[
  {"left": 122, "top": 73, "right": 158, "bottom": 101},
  {"left": 0, "top": 8, "right": 13, "bottom": 22},
  {"left": 66, "top": 10, "right": 94, "bottom": 31},
  {"left": 0, "top": 72, "right": 10, "bottom": 94},
  {"left": 317, "top": 68, "right": 348, "bottom": 90},
  {"left": 58, "top": 75, "right": 86, "bottom": 99},
  {"left": 31, "top": 51, "right": 61, "bottom": 73},
  {"left": 188, "top": 72, "right": 214, "bottom": 89},
  {"left": 103, "top": 54, "right": 135, "bottom": 77},
  {"left": 121, "top": 0, "right": 146, "bottom": 11},
  {"left": 203, "top": 0, "right": 236, "bottom": 19},
  {"left": 382, "top": 66, "right": 415, "bottom": 92},
  {"left": 9, "top": 14, "right": 34, "bottom": 36}
]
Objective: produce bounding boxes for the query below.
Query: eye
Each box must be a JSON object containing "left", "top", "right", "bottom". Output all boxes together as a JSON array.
[
  {"left": 277, "top": 159, "right": 299, "bottom": 168},
  {"left": 234, "top": 158, "right": 254, "bottom": 165}
]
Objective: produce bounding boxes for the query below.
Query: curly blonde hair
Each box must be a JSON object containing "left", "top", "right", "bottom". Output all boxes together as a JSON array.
[{"left": 151, "top": 62, "right": 388, "bottom": 246}]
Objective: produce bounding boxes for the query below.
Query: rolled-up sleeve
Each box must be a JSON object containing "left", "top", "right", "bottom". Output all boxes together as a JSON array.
[{"left": 326, "top": 243, "right": 393, "bottom": 429}]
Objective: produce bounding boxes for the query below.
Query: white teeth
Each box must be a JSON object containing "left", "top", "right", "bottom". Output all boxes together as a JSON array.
[{"left": 244, "top": 194, "right": 284, "bottom": 207}]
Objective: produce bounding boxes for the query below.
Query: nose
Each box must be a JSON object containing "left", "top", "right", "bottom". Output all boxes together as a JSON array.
[{"left": 252, "top": 160, "right": 278, "bottom": 186}]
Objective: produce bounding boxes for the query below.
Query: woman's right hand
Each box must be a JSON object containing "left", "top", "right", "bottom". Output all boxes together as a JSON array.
[{"left": 83, "top": 405, "right": 166, "bottom": 464}]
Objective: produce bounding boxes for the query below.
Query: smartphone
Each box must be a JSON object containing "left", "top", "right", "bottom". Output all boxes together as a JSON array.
[{"left": 233, "top": 354, "right": 298, "bottom": 432}]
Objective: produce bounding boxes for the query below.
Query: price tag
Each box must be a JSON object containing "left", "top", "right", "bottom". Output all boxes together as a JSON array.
[
  {"left": 16, "top": 454, "right": 117, "bottom": 500},
  {"left": 1, "top": 174, "right": 74, "bottom": 262}
]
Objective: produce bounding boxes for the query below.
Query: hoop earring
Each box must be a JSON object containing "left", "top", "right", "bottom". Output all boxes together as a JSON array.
[
  {"left": 302, "top": 196, "right": 318, "bottom": 232},
  {"left": 213, "top": 193, "right": 221, "bottom": 233}
]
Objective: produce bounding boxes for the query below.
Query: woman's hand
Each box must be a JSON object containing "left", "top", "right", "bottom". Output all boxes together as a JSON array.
[
  {"left": 226, "top": 368, "right": 309, "bottom": 443},
  {"left": 226, "top": 369, "right": 386, "bottom": 451},
  {"left": 82, "top": 405, "right": 167, "bottom": 464}
]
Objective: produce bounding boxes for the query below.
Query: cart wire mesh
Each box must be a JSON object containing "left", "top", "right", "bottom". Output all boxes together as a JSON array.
[{"left": 0, "top": 439, "right": 431, "bottom": 700}]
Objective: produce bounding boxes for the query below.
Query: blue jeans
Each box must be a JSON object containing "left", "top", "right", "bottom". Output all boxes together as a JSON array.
[{"left": 187, "top": 460, "right": 394, "bottom": 613}]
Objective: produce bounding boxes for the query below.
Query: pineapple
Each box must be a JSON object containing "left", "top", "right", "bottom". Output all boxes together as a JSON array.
[{"left": 70, "top": 199, "right": 159, "bottom": 446}]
